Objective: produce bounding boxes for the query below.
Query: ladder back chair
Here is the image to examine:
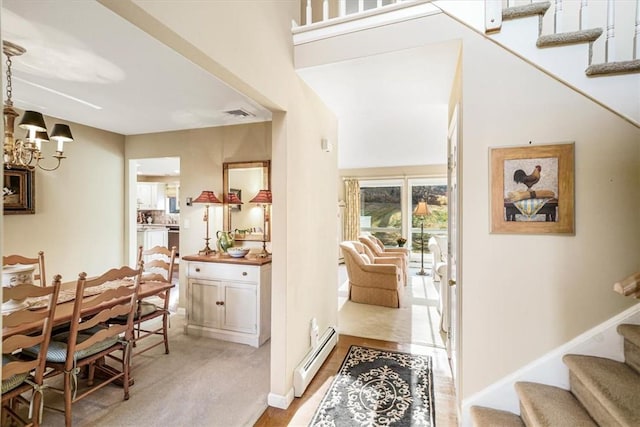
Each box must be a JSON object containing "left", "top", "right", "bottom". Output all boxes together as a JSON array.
[
  {"left": 2, "top": 277, "right": 61, "bottom": 427},
  {"left": 124, "top": 245, "right": 176, "bottom": 356},
  {"left": 3, "top": 252, "right": 47, "bottom": 286},
  {"left": 24, "top": 265, "right": 142, "bottom": 427}
]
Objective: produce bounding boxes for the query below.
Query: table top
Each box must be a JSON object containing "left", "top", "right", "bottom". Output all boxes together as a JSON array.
[
  {"left": 182, "top": 253, "right": 272, "bottom": 266},
  {"left": 2, "top": 280, "right": 173, "bottom": 339}
]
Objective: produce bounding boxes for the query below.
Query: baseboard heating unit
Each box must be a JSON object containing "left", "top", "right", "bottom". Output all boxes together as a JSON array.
[{"left": 293, "top": 327, "right": 338, "bottom": 397}]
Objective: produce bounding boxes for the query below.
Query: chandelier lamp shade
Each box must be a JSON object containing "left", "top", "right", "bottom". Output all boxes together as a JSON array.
[
  {"left": 193, "top": 191, "right": 223, "bottom": 255},
  {"left": 226, "top": 192, "right": 243, "bottom": 206},
  {"left": 413, "top": 201, "right": 430, "bottom": 276},
  {"left": 3, "top": 40, "right": 75, "bottom": 171},
  {"left": 249, "top": 189, "right": 272, "bottom": 257}
]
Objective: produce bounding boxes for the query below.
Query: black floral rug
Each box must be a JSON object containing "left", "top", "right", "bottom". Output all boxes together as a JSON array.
[{"left": 310, "top": 345, "right": 435, "bottom": 426}]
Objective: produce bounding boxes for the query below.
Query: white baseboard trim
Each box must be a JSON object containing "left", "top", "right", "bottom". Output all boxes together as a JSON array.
[
  {"left": 460, "top": 303, "right": 640, "bottom": 427},
  {"left": 267, "top": 388, "right": 295, "bottom": 409}
]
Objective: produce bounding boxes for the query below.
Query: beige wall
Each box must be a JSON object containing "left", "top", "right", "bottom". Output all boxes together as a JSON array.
[
  {"left": 104, "top": 0, "right": 339, "bottom": 404},
  {"left": 3, "top": 114, "right": 126, "bottom": 282},
  {"left": 460, "top": 26, "right": 640, "bottom": 397},
  {"left": 125, "top": 122, "right": 272, "bottom": 307}
]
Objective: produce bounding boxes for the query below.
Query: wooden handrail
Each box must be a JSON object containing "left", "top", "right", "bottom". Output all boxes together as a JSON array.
[{"left": 613, "top": 272, "right": 640, "bottom": 298}]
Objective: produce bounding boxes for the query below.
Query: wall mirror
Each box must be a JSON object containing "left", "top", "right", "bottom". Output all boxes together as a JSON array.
[{"left": 223, "top": 160, "right": 271, "bottom": 242}]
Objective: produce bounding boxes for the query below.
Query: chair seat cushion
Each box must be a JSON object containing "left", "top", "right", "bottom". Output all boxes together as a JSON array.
[
  {"left": 110, "top": 301, "right": 158, "bottom": 324},
  {"left": 1, "top": 354, "right": 30, "bottom": 394},
  {"left": 24, "top": 326, "right": 120, "bottom": 363}
]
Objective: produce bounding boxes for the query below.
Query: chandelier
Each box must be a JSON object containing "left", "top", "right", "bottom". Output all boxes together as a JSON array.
[{"left": 3, "top": 40, "right": 74, "bottom": 171}]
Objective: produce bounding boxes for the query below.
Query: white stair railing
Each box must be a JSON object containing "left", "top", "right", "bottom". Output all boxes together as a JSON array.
[
  {"left": 301, "top": 0, "right": 419, "bottom": 26},
  {"left": 488, "top": 0, "right": 640, "bottom": 66}
]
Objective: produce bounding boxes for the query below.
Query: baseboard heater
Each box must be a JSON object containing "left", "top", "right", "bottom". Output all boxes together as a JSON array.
[{"left": 293, "top": 326, "right": 338, "bottom": 397}]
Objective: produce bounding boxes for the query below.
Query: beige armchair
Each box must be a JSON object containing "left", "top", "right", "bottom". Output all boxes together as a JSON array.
[
  {"left": 340, "top": 241, "right": 404, "bottom": 308},
  {"left": 358, "top": 235, "right": 409, "bottom": 284}
]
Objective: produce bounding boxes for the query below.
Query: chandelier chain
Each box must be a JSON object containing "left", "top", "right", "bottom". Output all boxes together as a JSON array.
[{"left": 5, "top": 55, "right": 13, "bottom": 105}]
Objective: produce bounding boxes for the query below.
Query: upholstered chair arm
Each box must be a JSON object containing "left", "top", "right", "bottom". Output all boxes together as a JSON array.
[
  {"left": 384, "top": 248, "right": 410, "bottom": 256},
  {"left": 360, "top": 264, "right": 397, "bottom": 276},
  {"left": 372, "top": 256, "right": 403, "bottom": 270}
]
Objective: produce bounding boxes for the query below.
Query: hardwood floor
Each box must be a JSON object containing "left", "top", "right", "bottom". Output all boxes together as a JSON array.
[{"left": 254, "top": 334, "right": 458, "bottom": 426}]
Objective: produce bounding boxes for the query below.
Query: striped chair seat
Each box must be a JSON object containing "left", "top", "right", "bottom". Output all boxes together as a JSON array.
[
  {"left": 1, "top": 354, "right": 30, "bottom": 394},
  {"left": 25, "top": 326, "right": 120, "bottom": 363}
]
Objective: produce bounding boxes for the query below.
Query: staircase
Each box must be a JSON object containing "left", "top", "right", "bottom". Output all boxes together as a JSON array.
[{"left": 470, "top": 323, "right": 640, "bottom": 426}]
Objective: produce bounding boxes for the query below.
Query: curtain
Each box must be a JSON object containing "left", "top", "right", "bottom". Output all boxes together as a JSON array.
[{"left": 344, "top": 178, "right": 360, "bottom": 241}]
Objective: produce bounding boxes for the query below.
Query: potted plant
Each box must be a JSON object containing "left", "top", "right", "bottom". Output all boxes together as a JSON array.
[{"left": 396, "top": 237, "right": 407, "bottom": 247}]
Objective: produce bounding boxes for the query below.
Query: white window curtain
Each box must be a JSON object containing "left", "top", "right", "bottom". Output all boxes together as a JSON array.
[{"left": 344, "top": 178, "right": 360, "bottom": 241}]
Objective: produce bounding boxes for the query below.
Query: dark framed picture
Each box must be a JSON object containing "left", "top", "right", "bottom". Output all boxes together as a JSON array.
[
  {"left": 490, "top": 142, "right": 574, "bottom": 234},
  {"left": 3, "top": 166, "right": 35, "bottom": 214}
]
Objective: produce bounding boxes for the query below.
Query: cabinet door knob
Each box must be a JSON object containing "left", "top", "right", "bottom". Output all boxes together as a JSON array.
[
  {"left": 195, "top": 267, "right": 200, "bottom": 272},
  {"left": 242, "top": 272, "right": 247, "bottom": 276}
]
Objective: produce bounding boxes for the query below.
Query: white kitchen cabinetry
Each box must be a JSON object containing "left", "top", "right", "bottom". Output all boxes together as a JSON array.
[
  {"left": 183, "top": 255, "right": 271, "bottom": 347},
  {"left": 137, "top": 183, "right": 166, "bottom": 210},
  {"left": 137, "top": 227, "right": 168, "bottom": 250}
]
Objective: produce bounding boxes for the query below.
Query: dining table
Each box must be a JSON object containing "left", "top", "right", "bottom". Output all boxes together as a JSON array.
[{"left": 2, "top": 278, "right": 175, "bottom": 339}]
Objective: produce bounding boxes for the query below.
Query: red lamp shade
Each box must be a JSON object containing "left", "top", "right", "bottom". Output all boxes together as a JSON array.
[
  {"left": 193, "top": 191, "right": 222, "bottom": 204},
  {"left": 249, "top": 189, "right": 272, "bottom": 204},
  {"left": 226, "top": 192, "right": 243, "bottom": 205}
]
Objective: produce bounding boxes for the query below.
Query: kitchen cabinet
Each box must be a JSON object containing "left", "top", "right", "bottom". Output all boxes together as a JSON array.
[
  {"left": 182, "top": 255, "right": 271, "bottom": 347},
  {"left": 137, "top": 227, "right": 168, "bottom": 250},
  {"left": 137, "top": 182, "right": 166, "bottom": 210}
]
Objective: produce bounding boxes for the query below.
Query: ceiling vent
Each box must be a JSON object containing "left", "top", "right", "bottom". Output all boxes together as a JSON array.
[{"left": 224, "top": 108, "right": 254, "bottom": 118}]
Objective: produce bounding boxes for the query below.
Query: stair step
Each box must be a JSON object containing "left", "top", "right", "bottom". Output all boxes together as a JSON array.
[
  {"left": 514, "top": 381, "right": 597, "bottom": 426},
  {"left": 618, "top": 323, "right": 640, "bottom": 374},
  {"left": 536, "top": 28, "right": 602, "bottom": 48},
  {"left": 470, "top": 406, "right": 524, "bottom": 427},
  {"left": 503, "top": 1, "right": 550, "bottom": 21},
  {"left": 586, "top": 59, "right": 640, "bottom": 77},
  {"left": 563, "top": 354, "right": 640, "bottom": 426}
]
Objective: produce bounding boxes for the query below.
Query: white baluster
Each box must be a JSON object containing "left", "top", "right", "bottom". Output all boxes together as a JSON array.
[
  {"left": 634, "top": 0, "right": 640, "bottom": 59},
  {"left": 554, "top": 0, "right": 563, "bottom": 33},
  {"left": 323, "top": 0, "right": 329, "bottom": 21},
  {"left": 306, "top": 0, "right": 312, "bottom": 25},
  {"left": 485, "top": 0, "right": 503, "bottom": 33},
  {"left": 339, "top": 0, "right": 346, "bottom": 17},
  {"left": 377, "top": 0, "right": 383, "bottom": 7},
  {"left": 605, "top": 0, "right": 616, "bottom": 62},
  {"left": 358, "top": 0, "right": 364, "bottom": 13},
  {"left": 579, "top": 0, "right": 588, "bottom": 30}
]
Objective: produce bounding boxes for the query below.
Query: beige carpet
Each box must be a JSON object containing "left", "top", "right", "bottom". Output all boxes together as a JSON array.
[
  {"left": 35, "top": 314, "right": 269, "bottom": 426},
  {"left": 338, "top": 266, "right": 446, "bottom": 348}
]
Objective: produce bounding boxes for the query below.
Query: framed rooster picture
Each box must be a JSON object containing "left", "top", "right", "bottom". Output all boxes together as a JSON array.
[{"left": 490, "top": 142, "right": 574, "bottom": 234}]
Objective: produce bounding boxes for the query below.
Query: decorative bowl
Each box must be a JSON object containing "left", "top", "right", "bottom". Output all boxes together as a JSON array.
[{"left": 227, "top": 247, "right": 250, "bottom": 258}]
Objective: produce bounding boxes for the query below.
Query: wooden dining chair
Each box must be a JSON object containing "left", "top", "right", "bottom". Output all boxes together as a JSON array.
[
  {"left": 23, "top": 265, "right": 142, "bottom": 427},
  {"left": 2, "top": 277, "right": 61, "bottom": 427},
  {"left": 126, "top": 245, "right": 176, "bottom": 356},
  {"left": 3, "top": 252, "right": 47, "bottom": 286}
]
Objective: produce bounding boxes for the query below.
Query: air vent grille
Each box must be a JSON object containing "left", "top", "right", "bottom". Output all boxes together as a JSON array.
[{"left": 224, "top": 108, "right": 254, "bottom": 118}]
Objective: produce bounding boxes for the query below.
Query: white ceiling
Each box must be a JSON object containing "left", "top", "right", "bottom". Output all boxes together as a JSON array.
[
  {"left": 2, "top": 1, "right": 458, "bottom": 172},
  {"left": 1, "top": 0, "right": 271, "bottom": 136}
]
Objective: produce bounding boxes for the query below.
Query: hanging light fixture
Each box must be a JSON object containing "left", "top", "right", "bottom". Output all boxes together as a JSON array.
[{"left": 3, "top": 40, "right": 74, "bottom": 171}]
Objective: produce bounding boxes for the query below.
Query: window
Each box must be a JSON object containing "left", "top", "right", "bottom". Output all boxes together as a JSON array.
[
  {"left": 409, "top": 178, "right": 448, "bottom": 256},
  {"left": 359, "top": 180, "right": 403, "bottom": 246}
]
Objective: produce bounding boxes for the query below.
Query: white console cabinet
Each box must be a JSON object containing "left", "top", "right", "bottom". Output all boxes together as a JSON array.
[{"left": 182, "top": 254, "right": 271, "bottom": 347}]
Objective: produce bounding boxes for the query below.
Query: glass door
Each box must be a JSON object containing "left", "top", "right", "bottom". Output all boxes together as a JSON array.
[{"left": 359, "top": 179, "right": 403, "bottom": 246}]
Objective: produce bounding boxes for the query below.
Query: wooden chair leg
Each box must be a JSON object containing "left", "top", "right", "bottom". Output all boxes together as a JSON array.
[
  {"left": 64, "top": 372, "right": 73, "bottom": 427},
  {"left": 163, "top": 313, "right": 170, "bottom": 354}
]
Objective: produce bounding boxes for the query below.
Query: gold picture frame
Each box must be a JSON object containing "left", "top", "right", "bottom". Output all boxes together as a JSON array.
[
  {"left": 490, "top": 142, "right": 574, "bottom": 234},
  {"left": 3, "top": 166, "right": 35, "bottom": 214}
]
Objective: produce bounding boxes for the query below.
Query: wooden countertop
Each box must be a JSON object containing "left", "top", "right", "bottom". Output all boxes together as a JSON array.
[{"left": 181, "top": 253, "right": 272, "bottom": 266}]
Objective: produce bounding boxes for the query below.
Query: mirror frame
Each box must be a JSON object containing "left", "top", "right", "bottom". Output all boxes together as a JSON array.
[{"left": 222, "top": 160, "right": 271, "bottom": 242}]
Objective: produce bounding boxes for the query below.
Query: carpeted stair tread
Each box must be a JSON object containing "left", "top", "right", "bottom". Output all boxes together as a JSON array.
[
  {"left": 514, "top": 381, "right": 597, "bottom": 426},
  {"left": 563, "top": 354, "right": 640, "bottom": 426},
  {"left": 618, "top": 323, "right": 640, "bottom": 375},
  {"left": 536, "top": 28, "right": 602, "bottom": 48},
  {"left": 586, "top": 59, "right": 640, "bottom": 77},
  {"left": 470, "top": 405, "right": 525, "bottom": 427},
  {"left": 503, "top": 1, "right": 550, "bottom": 21},
  {"left": 617, "top": 324, "right": 640, "bottom": 347}
]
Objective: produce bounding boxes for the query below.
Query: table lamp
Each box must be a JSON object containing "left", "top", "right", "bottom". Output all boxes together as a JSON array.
[
  {"left": 193, "top": 191, "right": 222, "bottom": 255},
  {"left": 249, "top": 189, "right": 272, "bottom": 257}
]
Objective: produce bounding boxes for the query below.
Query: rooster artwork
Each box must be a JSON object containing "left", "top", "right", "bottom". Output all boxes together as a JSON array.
[{"left": 513, "top": 165, "right": 541, "bottom": 190}]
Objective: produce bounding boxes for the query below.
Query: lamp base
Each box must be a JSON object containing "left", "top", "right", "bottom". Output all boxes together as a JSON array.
[
  {"left": 416, "top": 270, "right": 428, "bottom": 276},
  {"left": 257, "top": 240, "right": 270, "bottom": 258},
  {"left": 198, "top": 239, "right": 215, "bottom": 256}
]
